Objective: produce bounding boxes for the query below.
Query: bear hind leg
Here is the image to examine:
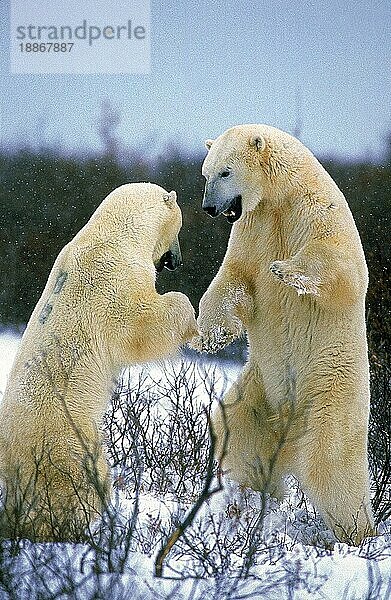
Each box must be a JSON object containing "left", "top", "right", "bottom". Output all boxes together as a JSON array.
[
  {"left": 212, "top": 363, "right": 287, "bottom": 500},
  {"left": 297, "top": 451, "right": 375, "bottom": 545},
  {"left": 1, "top": 445, "right": 110, "bottom": 542}
]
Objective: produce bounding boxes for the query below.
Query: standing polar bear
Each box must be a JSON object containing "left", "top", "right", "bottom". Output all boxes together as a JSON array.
[
  {"left": 0, "top": 182, "right": 197, "bottom": 541},
  {"left": 195, "top": 124, "right": 375, "bottom": 545}
]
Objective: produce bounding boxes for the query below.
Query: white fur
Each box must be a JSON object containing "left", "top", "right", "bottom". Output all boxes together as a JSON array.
[
  {"left": 0, "top": 182, "right": 197, "bottom": 541},
  {"left": 194, "top": 124, "right": 375, "bottom": 545}
]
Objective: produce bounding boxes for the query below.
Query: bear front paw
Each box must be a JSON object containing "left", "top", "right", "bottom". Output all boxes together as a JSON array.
[
  {"left": 189, "top": 324, "right": 237, "bottom": 354},
  {"left": 270, "top": 261, "right": 320, "bottom": 296}
]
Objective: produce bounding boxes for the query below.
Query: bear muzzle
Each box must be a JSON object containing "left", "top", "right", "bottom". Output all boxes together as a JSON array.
[
  {"left": 202, "top": 193, "right": 243, "bottom": 223},
  {"left": 155, "top": 237, "right": 183, "bottom": 272}
]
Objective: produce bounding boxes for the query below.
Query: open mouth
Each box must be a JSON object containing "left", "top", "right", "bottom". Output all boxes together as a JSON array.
[
  {"left": 155, "top": 255, "right": 166, "bottom": 273},
  {"left": 155, "top": 250, "right": 182, "bottom": 273},
  {"left": 222, "top": 195, "right": 242, "bottom": 223},
  {"left": 155, "top": 252, "right": 171, "bottom": 272}
]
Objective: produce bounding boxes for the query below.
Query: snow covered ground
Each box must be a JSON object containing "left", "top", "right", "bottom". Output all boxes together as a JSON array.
[
  {"left": 0, "top": 332, "right": 390, "bottom": 600},
  {"left": 0, "top": 331, "right": 21, "bottom": 395}
]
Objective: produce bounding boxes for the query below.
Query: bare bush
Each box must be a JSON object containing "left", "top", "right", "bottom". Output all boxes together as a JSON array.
[
  {"left": 104, "top": 361, "right": 226, "bottom": 501},
  {"left": 0, "top": 357, "right": 389, "bottom": 599}
]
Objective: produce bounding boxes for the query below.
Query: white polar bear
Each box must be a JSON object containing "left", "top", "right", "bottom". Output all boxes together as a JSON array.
[
  {"left": 194, "top": 124, "right": 375, "bottom": 545},
  {"left": 0, "top": 182, "right": 197, "bottom": 541}
]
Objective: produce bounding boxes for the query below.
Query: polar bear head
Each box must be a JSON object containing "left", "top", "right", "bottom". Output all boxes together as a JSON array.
[
  {"left": 201, "top": 124, "right": 306, "bottom": 223},
  {"left": 88, "top": 182, "right": 183, "bottom": 272},
  {"left": 149, "top": 187, "right": 183, "bottom": 272}
]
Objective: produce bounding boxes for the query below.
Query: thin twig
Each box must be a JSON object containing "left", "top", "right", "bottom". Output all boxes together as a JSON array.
[{"left": 154, "top": 402, "right": 229, "bottom": 577}]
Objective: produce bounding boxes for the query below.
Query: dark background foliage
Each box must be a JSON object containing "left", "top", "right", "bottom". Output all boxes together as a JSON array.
[{"left": 0, "top": 143, "right": 390, "bottom": 327}]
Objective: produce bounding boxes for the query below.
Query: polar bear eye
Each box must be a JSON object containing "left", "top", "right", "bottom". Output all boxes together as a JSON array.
[{"left": 220, "top": 169, "right": 231, "bottom": 178}]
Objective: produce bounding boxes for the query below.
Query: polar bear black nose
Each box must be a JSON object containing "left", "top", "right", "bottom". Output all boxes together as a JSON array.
[{"left": 203, "top": 205, "right": 218, "bottom": 217}]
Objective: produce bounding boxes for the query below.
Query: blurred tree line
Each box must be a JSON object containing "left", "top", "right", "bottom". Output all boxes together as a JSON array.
[
  {"left": 0, "top": 137, "right": 389, "bottom": 328},
  {"left": 0, "top": 145, "right": 224, "bottom": 325}
]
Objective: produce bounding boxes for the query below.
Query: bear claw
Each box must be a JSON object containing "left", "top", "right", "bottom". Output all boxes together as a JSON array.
[
  {"left": 270, "top": 261, "right": 320, "bottom": 296},
  {"left": 189, "top": 326, "right": 235, "bottom": 353}
]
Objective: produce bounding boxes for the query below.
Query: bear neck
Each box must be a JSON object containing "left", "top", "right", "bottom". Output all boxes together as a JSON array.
[
  {"left": 72, "top": 220, "right": 157, "bottom": 288},
  {"left": 237, "top": 160, "right": 344, "bottom": 259}
]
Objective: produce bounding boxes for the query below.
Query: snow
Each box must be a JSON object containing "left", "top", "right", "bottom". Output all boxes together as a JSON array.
[
  {"left": 0, "top": 332, "right": 390, "bottom": 600},
  {"left": 0, "top": 331, "right": 21, "bottom": 395}
]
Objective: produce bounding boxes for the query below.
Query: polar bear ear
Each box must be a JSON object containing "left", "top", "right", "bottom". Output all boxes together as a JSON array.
[
  {"left": 205, "top": 139, "right": 214, "bottom": 150},
  {"left": 163, "top": 190, "right": 177, "bottom": 208},
  {"left": 249, "top": 135, "right": 266, "bottom": 152}
]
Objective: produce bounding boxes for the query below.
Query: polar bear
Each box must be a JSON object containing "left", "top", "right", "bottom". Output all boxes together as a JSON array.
[
  {"left": 194, "top": 124, "right": 375, "bottom": 545},
  {"left": 0, "top": 182, "right": 197, "bottom": 541}
]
